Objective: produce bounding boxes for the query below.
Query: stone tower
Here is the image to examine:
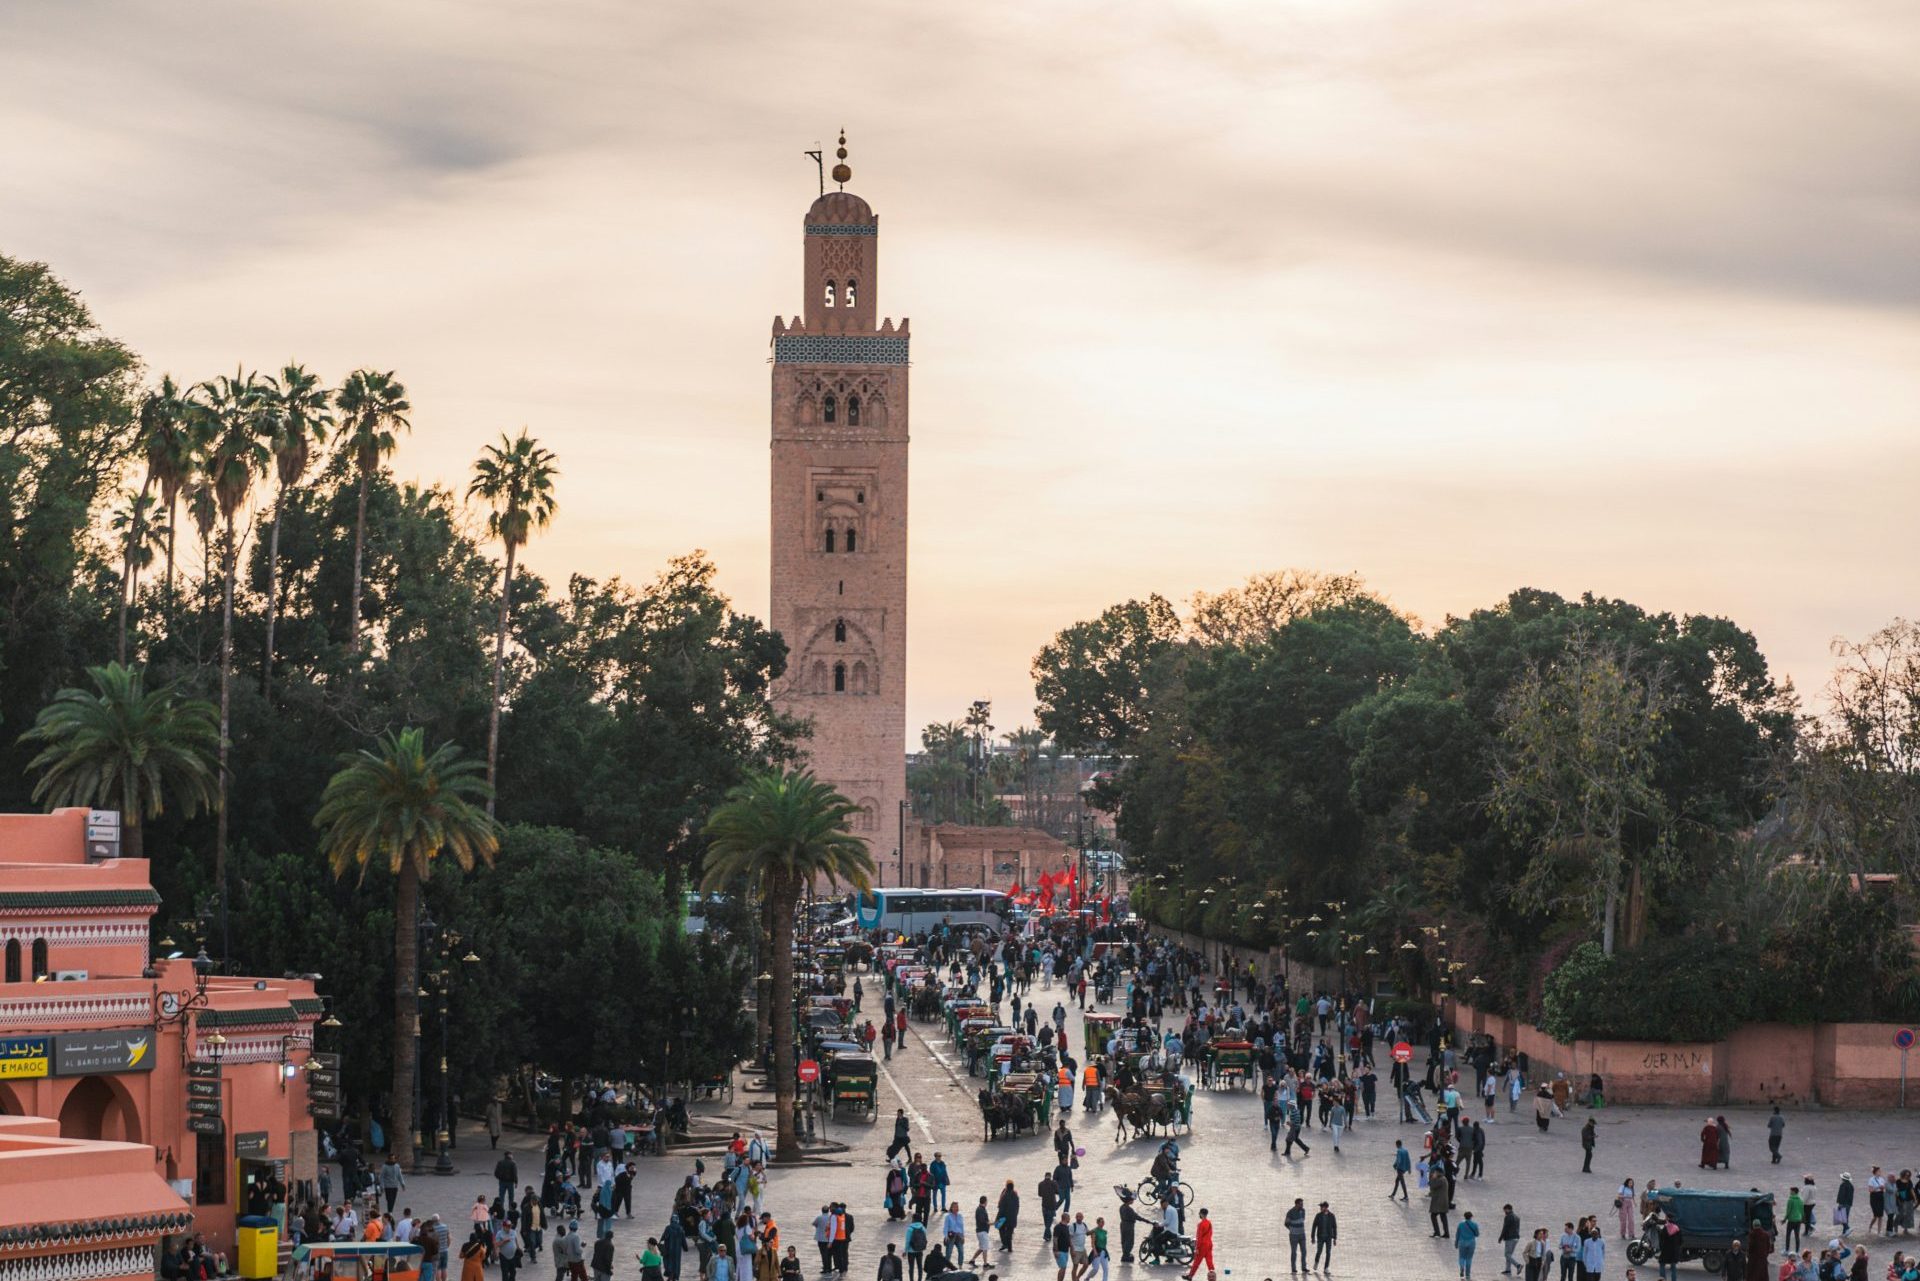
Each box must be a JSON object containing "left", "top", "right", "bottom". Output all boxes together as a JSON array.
[{"left": 769, "top": 151, "right": 910, "bottom": 872}]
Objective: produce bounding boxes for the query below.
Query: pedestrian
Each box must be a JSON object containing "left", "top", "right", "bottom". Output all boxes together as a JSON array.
[
  {"left": 1581, "top": 1118, "right": 1597, "bottom": 1174},
  {"left": 1578, "top": 1228, "right": 1605, "bottom": 1281},
  {"left": 1617, "top": 1181, "right": 1636, "bottom": 1240},
  {"left": 1284, "top": 1103, "right": 1311, "bottom": 1158},
  {"left": 1536, "top": 1086, "right": 1553, "bottom": 1134},
  {"left": 497, "top": 1152, "right": 521, "bottom": 1209},
  {"left": 1697, "top": 1118, "right": 1718, "bottom": 1170},
  {"left": 813, "top": 1205, "right": 834, "bottom": 1275},
  {"left": 1715, "top": 1115, "right": 1732, "bottom": 1170},
  {"left": 1039, "top": 1172, "right": 1059, "bottom": 1234},
  {"left": 1052, "top": 1220, "right": 1073, "bottom": 1281},
  {"left": 488, "top": 1099, "right": 504, "bottom": 1150},
  {"left": 1458, "top": 1212, "right": 1481, "bottom": 1280},
  {"left": 1655, "top": 1215, "right": 1681, "bottom": 1281},
  {"left": 1087, "top": 1217, "right": 1110, "bottom": 1281},
  {"left": 1184, "top": 1208, "right": 1214, "bottom": 1281},
  {"left": 832, "top": 1204, "right": 852, "bottom": 1277},
  {"left": 997, "top": 1181, "right": 1020, "bottom": 1252},
  {"left": 1430, "top": 1172, "right": 1452, "bottom": 1239},
  {"left": 887, "top": 1111, "right": 912, "bottom": 1162},
  {"left": 1526, "top": 1229, "right": 1553, "bottom": 1281},
  {"left": 590, "top": 1232, "right": 615, "bottom": 1281},
  {"left": 1329, "top": 1097, "right": 1348, "bottom": 1153},
  {"left": 1767, "top": 1107, "right": 1785, "bottom": 1165},
  {"left": 1837, "top": 1173, "right": 1855, "bottom": 1238},
  {"left": 879, "top": 1243, "right": 903, "bottom": 1281},
  {"left": 1499, "top": 1205, "right": 1521, "bottom": 1276},
  {"left": 1391, "top": 1140, "right": 1412, "bottom": 1201},
  {"left": 1117, "top": 1192, "right": 1145, "bottom": 1265},
  {"left": 461, "top": 1236, "right": 490, "bottom": 1281},
  {"left": 1310, "top": 1202, "right": 1337, "bottom": 1272},
  {"left": 1558, "top": 1224, "right": 1579, "bottom": 1281}
]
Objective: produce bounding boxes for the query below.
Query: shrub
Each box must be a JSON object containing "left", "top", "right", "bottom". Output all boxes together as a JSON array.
[{"left": 1540, "top": 936, "right": 1763, "bottom": 1044}]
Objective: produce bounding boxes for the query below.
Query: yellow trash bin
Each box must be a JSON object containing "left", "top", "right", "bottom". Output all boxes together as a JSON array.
[{"left": 235, "top": 1218, "right": 278, "bottom": 1279}]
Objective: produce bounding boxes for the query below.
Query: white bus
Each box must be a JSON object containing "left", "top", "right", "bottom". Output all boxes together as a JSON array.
[{"left": 848, "top": 888, "right": 1012, "bottom": 935}]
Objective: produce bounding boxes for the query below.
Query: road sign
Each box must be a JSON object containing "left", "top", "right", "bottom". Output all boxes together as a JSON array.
[
  {"left": 311, "top": 1052, "right": 342, "bottom": 1069},
  {"left": 1392, "top": 1042, "right": 1413, "bottom": 1064},
  {"left": 1895, "top": 1029, "right": 1914, "bottom": 1050},
  {"left": 797, "top": 1059, "right": 820, "bottom": 1084},
  {"left": 187, "top": 1116, "right": 224, "bottom": 1136},
  {"left": 305, "top": 1068, "right": 339, "bottom": 1088}
]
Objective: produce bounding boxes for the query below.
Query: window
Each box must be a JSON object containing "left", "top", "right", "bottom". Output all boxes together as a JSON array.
[
  {"left": 823, "top": 395, "right": 836, "bottom": 424},
  {"left": 816, "top": 490, "right": 824, "bottom": 502},
  {"left": 30, "top": 939, "right": 47, "bottom": 981},
  {"left": 834, "top": 619, "right": 846, "bottom": 643},
  {"left": 823, "top": 528, "right": 835, "bottom": 553},
  {"left": 833, "top": 663, "right": 847, "bottom": 693},
  {"left": 847, "top": 396, "right": 860, "bottom": 426},
  {"left": 3, "top": 939, "right": 17, "bottom": 984},
  {"left": 838, "top": 581, "right": 844, "bottom": 595},
  {"left": 811, "top": 660, "right": 828, "bottom": 693},
  {"left": 845, "top": 280, "right": 857, "bottom": 307},
  {"left": 844, "top": 527, "right": 857, "bottom": 553},
  {"left": 823, "top": 280, "right": 836, "bottom": 308},
  {"left": 852, "top": 661, "right": 869, "bottom": 694},
  {"left": 857, "top": 491, "right": 865, "bottom": 504}
]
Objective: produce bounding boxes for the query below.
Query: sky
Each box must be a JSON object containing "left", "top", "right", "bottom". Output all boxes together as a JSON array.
[{"left": 4, "top": 0, "right": 1917, "bottom": 744}]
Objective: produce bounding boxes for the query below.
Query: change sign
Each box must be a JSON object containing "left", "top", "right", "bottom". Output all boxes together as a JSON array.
[
  {"left": 0, "top": 1036, "right": 50, "bottom": 1080},
  {"left": 53, "top": 1028, "right": 157, "bottom": 1077}
]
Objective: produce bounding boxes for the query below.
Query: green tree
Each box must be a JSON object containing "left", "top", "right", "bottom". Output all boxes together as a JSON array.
[
  {"left": 701, "top": 770, "right": 872, "bottom": 1159},
  {"left": 1031, "top": 595, "right": 1182, "bottom": 753},
  {"left": 19, "top": 662, "right": 217, "bottom": 858},
  {"left": 334, "top": 370, "right": 411, "bottom": 655},
  {"left": 260, "top": 364, "right": 333, "bottom": 696},
  {"left": 468, "top": 430, "right": 559, "bottom": 816},
  {"left": 136, "top": 375, "right": 197, "bottom": 601},
  {"left": 194, "top": 368, "right": 272, "bottom": 955},
  {"left": 1489, "top": 634, "right": 1673, "bottom": 956},
  {"left": 108, "top": 489, "right": 166, "bottom": 663},
  {"left": 315, "top": 727, "right": 499, "bottom": 1160}
]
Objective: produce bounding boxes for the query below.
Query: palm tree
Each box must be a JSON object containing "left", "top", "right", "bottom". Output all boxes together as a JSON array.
[
  {"left": 261, "top": 363, "right": 334, "bottom": 695},
  {"left": 19, "top": 663, "right": 219, "bottom": 859},
  {"left": 108, "top": 490, "right": 169, "bottom": 663},
  {"left": 333, "top": 370, "right": 411, "bottom": 655},
  {"left": 467, "top": 430, "right": 559, "bottom": 816},
  {"left": 137, "top": 376, "right": 198, "bottom": 601},
  {"left": 193, "top": 368, "right": 272, "bottom": 958},
  {"left": 701, "top": 770, "right": 873, "bottom": 1160},
  {"left": 315, "top": 728, "right": 498, "bottom": 1161}
]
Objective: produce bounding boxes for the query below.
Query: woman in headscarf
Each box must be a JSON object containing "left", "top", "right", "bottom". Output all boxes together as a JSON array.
[
  {"left": 1700, "top": 1119, "right": 1720, "bottom": 1169},
  {"left": 663, "top": 1212, "right": 688, "bottom": 1281},
  {"left": 1716, "top": 1116, "right": 1733, "bottom": 1169}
]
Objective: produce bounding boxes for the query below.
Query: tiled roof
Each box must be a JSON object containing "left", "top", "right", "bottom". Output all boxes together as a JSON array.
[
  {"left": 197, "top": 1005, "right": 297, "bottom": 1028},
  {"left": 0, "top": 889, "right": 160, "bottom": 910}
]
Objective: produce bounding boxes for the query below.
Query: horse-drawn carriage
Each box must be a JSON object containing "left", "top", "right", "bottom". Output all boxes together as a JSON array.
[
  {"left": 1110, "top": 1070, "right": 1193, "bottom": 1142},
  {"left": 977, "top": 1070, "right": 1049, "bottom": 1140},
  {"left": 828, "top": 1051, "right": 878, "bottom": 1118},
  {"left": 1204, "top": 1041, "right": 1253, "bottom": 1090},
  {"left": 1084, "top": 1013, "right": 1123, "bottom": 1059}
]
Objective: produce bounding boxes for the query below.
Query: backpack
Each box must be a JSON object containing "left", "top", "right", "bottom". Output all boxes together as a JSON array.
[{"left": 907, "top": 1223, "right": 927, "bottom": 1253}]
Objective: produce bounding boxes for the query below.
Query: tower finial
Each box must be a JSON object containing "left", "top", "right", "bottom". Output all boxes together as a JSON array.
[{"left": 831, "top": 129, "right": 851, "bottom": 190}]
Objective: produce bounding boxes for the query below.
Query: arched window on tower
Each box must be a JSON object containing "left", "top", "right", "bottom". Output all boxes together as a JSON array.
[
  {"left": 847, "top": 395, "right": 860, "bottom": 426},
  {"left": 3, "top": 939, "right": 18, "bottom": 984},
  {"left": 811, "top": 660, "right": 828, "bottom": 694},
  {"left": 823, "top": 395, "right": 836, "bottom": 424},
  {"left": 833, "top": 663, "right": 847, "bottom": 693},
  {"left": 852, "top": 661, "right": 869, "bottom": 695},
  {"left": 834, "top": 619, "right": 846, "bottom": 643},
  {"left": 845, "top": 280, "right": 857, "bottom": 308},
  {"left": 823, "top": 280, "right": 836, "bottom": 308},
  {"left": 30, "top": 938, "right": 48, "bottom": 981},
  {"left": 844, "top": 526, "right": 857, "bottom": 553},
  {"left": 823, "top": 527, "right": 835, "bottom": 553}
]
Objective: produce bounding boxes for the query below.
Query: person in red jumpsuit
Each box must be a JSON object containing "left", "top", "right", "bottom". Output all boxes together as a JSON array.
[{"left": 1183, "top": 1208, "right": 1215, "bottom": 1281}]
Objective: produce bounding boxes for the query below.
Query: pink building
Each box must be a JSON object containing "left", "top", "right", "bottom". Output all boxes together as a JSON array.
[{"left": 0, "top": 808, "right": 326, "bottom": 1264}]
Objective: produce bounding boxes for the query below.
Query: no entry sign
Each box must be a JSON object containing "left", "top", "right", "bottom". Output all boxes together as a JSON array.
[
  {"left": 1392, "top": 1042, "right": 1413, "bottom": 1064},
  {"left": 797, "top": 1059, "right": 820, "bottom": 1084}
]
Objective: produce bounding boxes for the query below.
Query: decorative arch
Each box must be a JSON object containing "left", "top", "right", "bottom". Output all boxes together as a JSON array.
[
  {"left": 3, "top": 939, "right": 17, "bottom": 983},
  {"left": 29, "top": 938, "right": 47, "bottom": 980},
  {"left": 851, "top": 661, "right": 870, "bottom": 695},
  {"left": 823, "top": 280, "right": 837, "bottom": 308},
  {"left": 56, "top": 1074, "right": 142, "bottom": 1143}
]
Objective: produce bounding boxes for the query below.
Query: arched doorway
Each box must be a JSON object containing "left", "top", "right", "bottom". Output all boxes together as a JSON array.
[
  {"left": 57, "top": 1075, "right": 141, "bottom": 1143},
  {"left": 0, "top": 1080, "right": 24, "bottom": 1116}
]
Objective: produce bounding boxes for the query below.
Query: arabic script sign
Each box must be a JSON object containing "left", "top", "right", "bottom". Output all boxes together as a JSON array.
[
  {"left": 53, "top": 1028, "right": 157, "bottom": 1076},
  {"left": 0, "top": 1036, "right": 51, "bottom": 1079}
]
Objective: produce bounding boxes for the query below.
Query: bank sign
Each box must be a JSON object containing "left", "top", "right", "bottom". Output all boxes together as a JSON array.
[
  {"left": 0, "top": 1036, "right": 51, "bottom": 1079},
  {"left": 53, "top": 1029, "right": 156, "bottom": 1077}
]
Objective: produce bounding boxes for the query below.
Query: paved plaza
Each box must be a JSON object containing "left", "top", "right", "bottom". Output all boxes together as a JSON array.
[{"left": 385, "top": 994, "right": 1920, "bottom": 1280}]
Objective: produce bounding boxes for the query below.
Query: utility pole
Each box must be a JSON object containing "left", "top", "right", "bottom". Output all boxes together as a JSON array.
[{"left": 897, "top": 798, "right": 908, "bottom": 887}]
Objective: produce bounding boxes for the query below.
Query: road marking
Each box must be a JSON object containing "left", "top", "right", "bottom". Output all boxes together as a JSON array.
[{"left": 879, "top": 1053, "right": 935, "bottom": 1140}]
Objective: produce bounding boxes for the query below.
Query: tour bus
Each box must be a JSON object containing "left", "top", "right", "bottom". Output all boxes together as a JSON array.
[{"left": 846, "top": 887, "right": 1013, "bottom": 935}]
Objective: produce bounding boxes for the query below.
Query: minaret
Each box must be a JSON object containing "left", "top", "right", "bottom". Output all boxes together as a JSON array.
[{"left": 769, "top": 134, "right": 910, "bottom": 874}]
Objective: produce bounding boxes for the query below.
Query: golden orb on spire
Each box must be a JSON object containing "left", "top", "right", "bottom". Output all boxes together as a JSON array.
[{"left": 831, "top": 129, "right": 852, "bottom": 187}]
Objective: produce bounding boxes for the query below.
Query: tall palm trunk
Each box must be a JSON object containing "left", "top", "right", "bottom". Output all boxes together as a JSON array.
[
  {"left": 756, "top": 895, "right": 774, "bottom": 1065},
  {"left": 217, "top": 517, "right": 237, "bottom": 960},
  {"left": 769, "top": 873, "right": 799, "bottom": 1161},
  {"left": 392, "top": 859, "right": 421, "bottom": 1163},
  {"left": 263, "top": 485, "right": 286, "bottom": 697},
  {"left": 484, "top": 540, "right": 516, "bottom": 817},
  {"left": 349, "top": 468, "right": 370, "bottom": 654},
  {"left": 163, "top": 496, "right": 178, "bottom": 602},
  {"left": 116, "top": 554, "right": 133, "bottom": 665}
]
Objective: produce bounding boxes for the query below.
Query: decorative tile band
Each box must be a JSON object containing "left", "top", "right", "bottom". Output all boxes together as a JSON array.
[
  {"left": 774, "top": 335, "right": 910, "bottom": 366},
  {"left": 0, "top": 994, "right": 153, "bottom": 1029},
  {"left": 0, "top": 1244, "right": 160, "bottom": 1280},
  {"left": 805, "top": 224, "right": 876, "bottom": 237},
  {"left": 0, "top": 922, "right": 147, "bottom": 947}
]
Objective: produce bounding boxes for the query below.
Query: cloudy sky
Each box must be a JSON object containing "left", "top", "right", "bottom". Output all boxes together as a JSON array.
[{"left": 5, "top": 0, "right": 1916, "bottom": 741}]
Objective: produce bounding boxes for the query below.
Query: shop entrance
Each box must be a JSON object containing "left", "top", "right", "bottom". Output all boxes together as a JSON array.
[{"left": 56, "top": 1074, "right": 141, "bottom": 1142}]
